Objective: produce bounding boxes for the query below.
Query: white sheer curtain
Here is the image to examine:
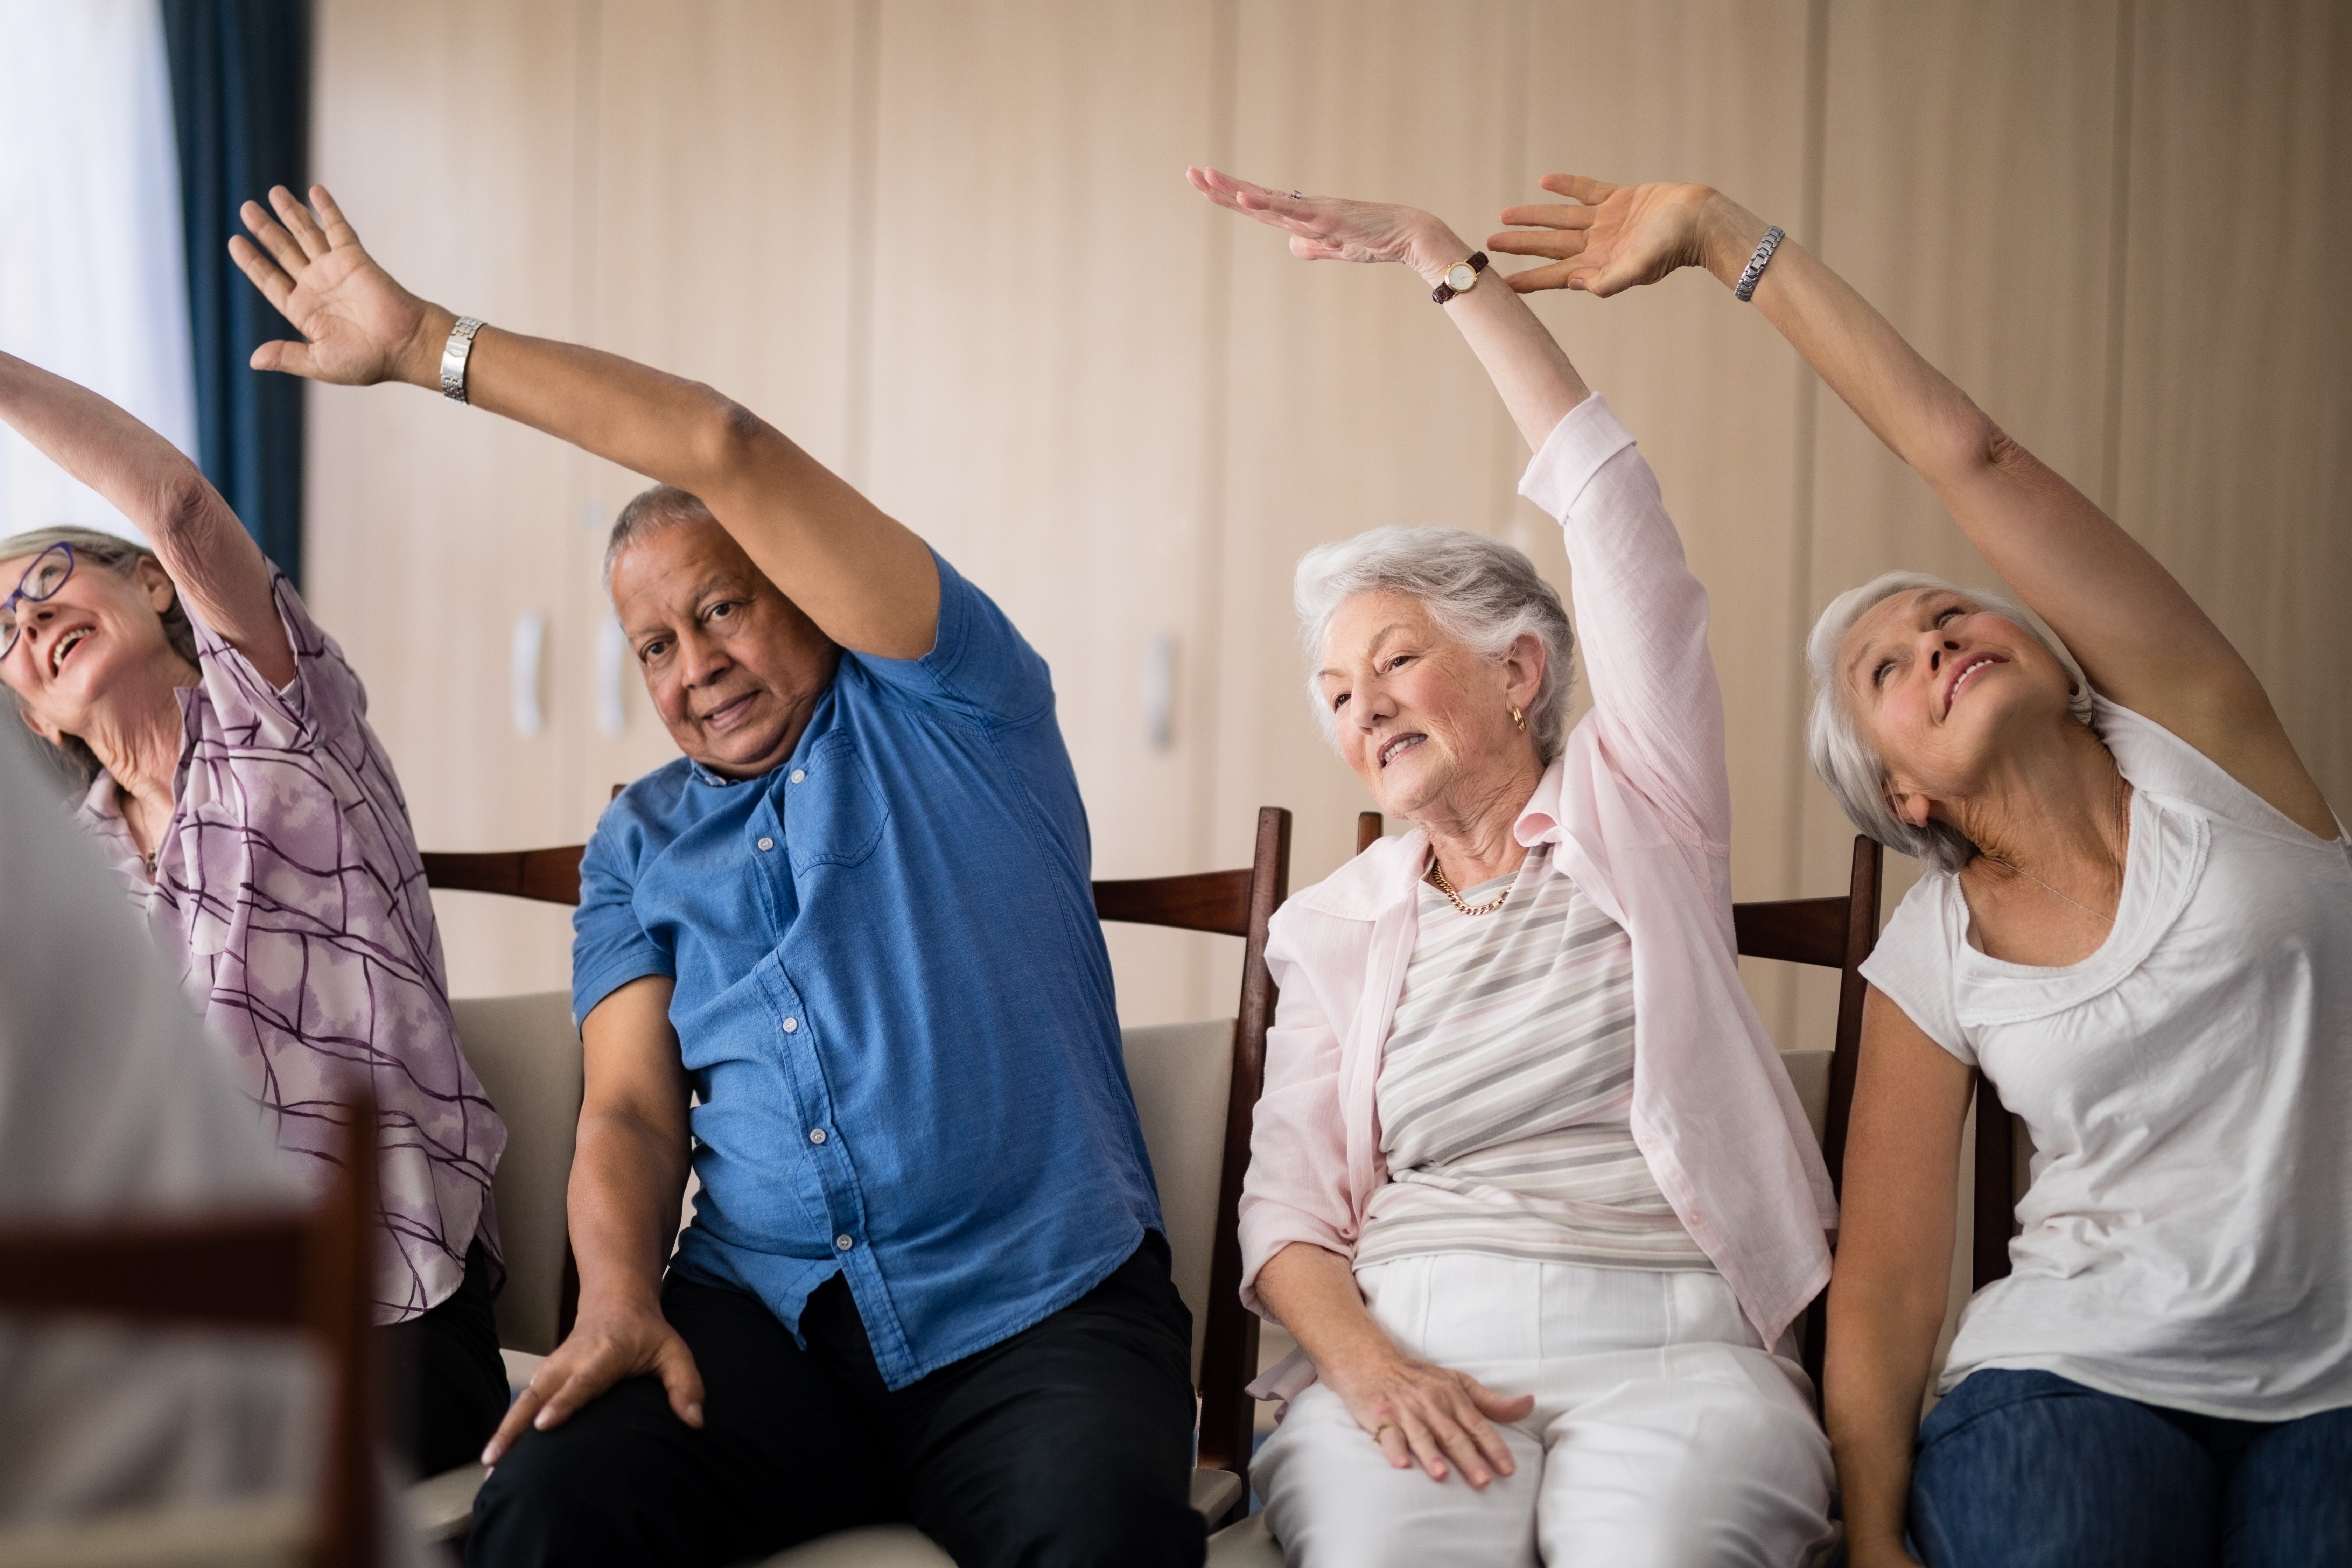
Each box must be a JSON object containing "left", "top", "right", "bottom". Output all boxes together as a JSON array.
[{"left": 0, "top": 0, "right": 196, "bottom": 545}]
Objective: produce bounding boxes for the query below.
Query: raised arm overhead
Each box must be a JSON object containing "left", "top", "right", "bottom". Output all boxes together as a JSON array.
[
  {"left": 228, "top": 184, "right": 939, "bottom": 660},
  {"left": 1491, "top": 175, "right": 2335, "bottom": 838}
]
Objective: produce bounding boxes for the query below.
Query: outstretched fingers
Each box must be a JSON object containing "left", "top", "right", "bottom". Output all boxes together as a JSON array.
[
  {"left": 238, "top": 199, "right": 311, "bottom": 280},
  {"left": 268, "top": 185, "right": 331, "bottom": 262},
  {"left": 1540, "top": 172, "right": 1620, "bottom": 205},
  {"left": 226, "top": 228, "right": 296, "bottom": 313},
  {"left": 307, "top": 183, "right": 364, "bottom": 251},
  {"left": 1188, "top": 166, "right": 1318, "bottom": 235}
]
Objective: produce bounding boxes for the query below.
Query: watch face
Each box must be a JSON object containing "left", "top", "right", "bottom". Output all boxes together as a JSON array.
[{"left": 1446, "top": 261, "right": 1478, "bottom": 294}]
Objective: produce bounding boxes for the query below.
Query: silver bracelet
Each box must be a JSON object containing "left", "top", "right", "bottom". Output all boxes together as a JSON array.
[
  {"left": 439, "top": 316, "right": 486, "bottom": 404},
  {"left": 1732, "top": 226, "right": 1785, "bottom": 303}
]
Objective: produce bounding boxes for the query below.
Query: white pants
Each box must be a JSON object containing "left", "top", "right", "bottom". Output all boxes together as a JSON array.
[{"left": 1255, "top": 1254, "right": 1834, "bottom": 1568}]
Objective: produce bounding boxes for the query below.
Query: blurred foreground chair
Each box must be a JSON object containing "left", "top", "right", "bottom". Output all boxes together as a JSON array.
[
  {"left": 0, "top": 1101, "right": 382, "bottom": 1568},
  {"left": 1202, "top": 817, "right": 1883, "bottom": 1567},
  {"left": 410, "top": 807, "right": 1294, "bottom": 1560}
]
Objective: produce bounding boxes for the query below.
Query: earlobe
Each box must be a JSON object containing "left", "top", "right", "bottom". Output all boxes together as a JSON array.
[{"left": 16, "top": 702, "right": 62, "bottom": 748}]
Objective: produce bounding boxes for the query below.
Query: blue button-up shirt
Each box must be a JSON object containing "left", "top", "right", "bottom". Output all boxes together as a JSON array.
[{"left": 572, "top": 555, "right": 1162, "bottom": 1387}]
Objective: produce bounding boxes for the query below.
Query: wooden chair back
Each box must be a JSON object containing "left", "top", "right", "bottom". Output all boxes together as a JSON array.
[
  {"left": 423, "top": 806, "right": 1295, "bottom": 1521},
  {"left": 1353, "top": 813, "right": 1884, "bottom": 1387},
  {"left": 1090, "top": 805, "right": 1292, "bottom": 1502},
  {"left": 0, "top": 1099, "right": 383, "bottom": 1568}
]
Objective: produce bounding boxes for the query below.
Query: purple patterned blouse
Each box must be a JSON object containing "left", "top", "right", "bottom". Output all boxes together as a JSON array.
[{"left": 78, "top": 571, "right": 504, "bottom": 1325}]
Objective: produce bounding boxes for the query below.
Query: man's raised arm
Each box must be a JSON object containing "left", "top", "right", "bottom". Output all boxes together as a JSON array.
[{"left": 229, "top": 184, "right": 939, "bottom": 659}]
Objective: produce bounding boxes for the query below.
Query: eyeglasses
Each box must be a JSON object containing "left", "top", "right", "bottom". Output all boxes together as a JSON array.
[{"left": 0, "top": 544, "right": 77, "bottom": 665}]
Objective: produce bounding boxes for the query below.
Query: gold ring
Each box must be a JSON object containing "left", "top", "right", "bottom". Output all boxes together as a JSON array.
[{"left": 1371, "top": 1421, "right": 1396, "bottom": 1442}]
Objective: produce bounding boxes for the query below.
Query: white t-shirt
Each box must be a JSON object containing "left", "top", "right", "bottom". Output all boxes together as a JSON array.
[{"left": 1862, "top": 699, "right": 2352, "bottom": 1421}]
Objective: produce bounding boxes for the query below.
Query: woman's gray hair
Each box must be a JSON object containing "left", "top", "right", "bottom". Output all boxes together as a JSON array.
[
  {"left": 1294, "top": 526, "right": 1576, "bottom": 765},
  {"left": 602, "top": 484, "right": 719, "bottom": 592},
  {"left": 0, "top": 526, "right": 199, "bottom": 796},
  {"left": 1806, "top": 569, "right": 2096, "bottom": 874}
]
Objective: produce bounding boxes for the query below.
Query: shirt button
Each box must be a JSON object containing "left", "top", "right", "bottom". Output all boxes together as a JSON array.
[
  {"left": 756, "top": 836, "right": 775, "bottom": 852},
  {"left": 789, "top": 769, "right": 807, "bottom": 784},
  {"left": 808, "top": 1128, "right": 827, "bottom": 1145},
  {"left": 835, "top": 1234, "right": 854, "bottom": 1251},
  {"left": 782, "top": 1017, "right": 799, "bottom": 1034}
]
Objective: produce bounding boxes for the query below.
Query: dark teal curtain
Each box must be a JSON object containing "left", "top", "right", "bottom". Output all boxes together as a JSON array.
[{"left": 163, "top": 0, "right": 312, "bottom": 587}]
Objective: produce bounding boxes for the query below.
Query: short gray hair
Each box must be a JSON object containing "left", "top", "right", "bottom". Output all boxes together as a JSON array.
[
  {"left": 1805, "top": 569, "right": 2096, "bottom": 873},
  {"left": 1294, "top": 526, "right": 1575, "bottom": 764},
  {"left": 0, "top": 526, "right": 198, "bottom": 796},
  {"left": 602, "top": 485, "right": 718, "bottom": 592}
]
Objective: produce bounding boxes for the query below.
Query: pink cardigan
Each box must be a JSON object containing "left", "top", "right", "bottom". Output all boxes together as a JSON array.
[{"left": 1240, "top": 396, "right": 1836, "bottom": 1370}]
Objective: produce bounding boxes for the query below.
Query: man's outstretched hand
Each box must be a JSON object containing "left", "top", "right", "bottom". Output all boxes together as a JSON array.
[{"left": 228, "top": 184, "right": 447, "bottom": 389}]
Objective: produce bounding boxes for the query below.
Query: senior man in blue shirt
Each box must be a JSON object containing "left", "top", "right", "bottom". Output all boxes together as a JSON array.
[{"left": 231, "top": 186, "right": 1200, "bottom": 1568}]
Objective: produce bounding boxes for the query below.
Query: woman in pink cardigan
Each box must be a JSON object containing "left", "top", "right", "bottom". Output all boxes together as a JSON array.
[{"left": 1188, "top": 168, "right": 1837, "bottom": 1567}]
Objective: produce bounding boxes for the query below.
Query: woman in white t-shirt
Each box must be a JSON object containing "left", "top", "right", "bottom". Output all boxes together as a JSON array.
[{"left": 1490, "top": 178, "right": 2350, "bottom": 1566}]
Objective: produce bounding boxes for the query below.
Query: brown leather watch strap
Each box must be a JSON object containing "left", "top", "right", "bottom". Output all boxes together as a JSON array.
[{"left": 1431, "top": 251, "right": 1489, "bottom": 305}]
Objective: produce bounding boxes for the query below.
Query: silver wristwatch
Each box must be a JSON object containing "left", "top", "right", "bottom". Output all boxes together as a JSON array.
[{"left": 440, "top": 316, "right": 486, "bottom": 404}]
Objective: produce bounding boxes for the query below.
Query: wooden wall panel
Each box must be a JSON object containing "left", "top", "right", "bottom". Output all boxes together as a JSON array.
[
  {"left": 1209, "top": 0, "right": 1532, "bottom": 897},
  {"left": 2112, "top": 0, "right": 2352, "bottom": 818},
  {"left": 584, "top": 0, "right": 862, "bottom": 824},
  {"left": 307, "top": 0, "right": 591, "bottom": 998},
  {"left": 1793, "top": 0, "right": 2126, "bottom": 1047},
  {"left": 304, "top": 0, "right": 2347, "bottom": 1032},
  {"left": 1514, "top": 0, "right": 1816, "bottom": 1042},
  {"left": 858, "top": 0, "right": 1228, "bottom": 1023}
]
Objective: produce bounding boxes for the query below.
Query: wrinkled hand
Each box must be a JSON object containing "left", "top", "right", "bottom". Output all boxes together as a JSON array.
[
  {"left": 228, "top": 185, "right": 438, "bottom": 387},
  {"left": 1488, "top": 174, "right": 1717, "bottom": 296},
  {"left": 482, "top": 1298, "right": 705, "bottom": 1466},
  {"left": 1186, "top": 166, "right": 1456, "bottom": 279},
  {"left": 1322, "top": 1346, "right": 1534, "bottom": 1486}
]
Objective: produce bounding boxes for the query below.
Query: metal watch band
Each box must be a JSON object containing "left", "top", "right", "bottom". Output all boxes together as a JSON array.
[
  {"left": 440, "top": 316, "right": 486, "bottom": 404},
  {"left": 1431, "top": 251, "right": 1489, "bottom": 305},
  {"left": 1733, "top": 226, "right": 1786, "bottom": 303}
]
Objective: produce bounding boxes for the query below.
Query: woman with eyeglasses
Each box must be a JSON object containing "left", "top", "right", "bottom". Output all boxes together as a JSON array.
[{"left": 0, "top": 351, "right": 510, "bottom": 1479}]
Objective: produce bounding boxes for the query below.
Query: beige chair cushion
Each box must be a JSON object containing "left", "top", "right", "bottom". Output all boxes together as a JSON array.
[
  {"left": 451, "top": 992, "right": 583, "bottom": 1356},
  {"left": 1206, "top": 1508, "right": 1284, "bottom": 1568},
  {"left": 1120, "top": 1018, "right": 1236, "bottom": 1382}
]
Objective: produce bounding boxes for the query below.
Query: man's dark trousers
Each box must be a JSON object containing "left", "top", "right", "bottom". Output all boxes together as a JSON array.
[{"left": 469, "top": 1233, "right": 1208, "bottom": 1568}]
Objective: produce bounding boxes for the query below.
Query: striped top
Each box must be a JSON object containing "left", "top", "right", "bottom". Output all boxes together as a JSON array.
[{"left": 1356, "top": 844, "right": 1711, "bottom": 1272}]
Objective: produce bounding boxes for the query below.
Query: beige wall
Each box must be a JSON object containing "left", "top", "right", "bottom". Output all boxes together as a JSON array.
[{"left": 308, "top": 0, "right": 2351, "bottom": 1029}]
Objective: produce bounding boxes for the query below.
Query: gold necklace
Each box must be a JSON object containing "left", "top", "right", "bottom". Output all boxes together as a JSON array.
[
  {"left": 1980, "top": 856, "right": 2114, "bottom": 923},
  {"left": 1979, "top": 782, "right": 2131, "bottom": 925},
  {"left": 1427, "top": 856, "right": 1510, "bottom": 917}
]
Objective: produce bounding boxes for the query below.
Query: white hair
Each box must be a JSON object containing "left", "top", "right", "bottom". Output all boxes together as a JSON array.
[
  {"left": 1293, "top": 526, "right": 1575, "bottom": 764},
  {"left": 1806, "top": 569, "right": 2097, "bottom": 873}
]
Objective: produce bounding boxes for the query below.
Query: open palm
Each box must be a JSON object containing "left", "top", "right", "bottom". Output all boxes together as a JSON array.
[
  {"left": 228, "top": 185, "right": 430, "bottom": 386},
  {"left": 1486, "top": 175, "right": 1714, "bottom": 297}
]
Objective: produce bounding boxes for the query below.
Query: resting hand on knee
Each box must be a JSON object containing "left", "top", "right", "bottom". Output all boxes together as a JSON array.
[
  {"left": 1323, "top": 1348, "right": 1532, "bottom": 1488},
  {"left": 483, "top": 1302, "right": 705, "bottom": 1466}
]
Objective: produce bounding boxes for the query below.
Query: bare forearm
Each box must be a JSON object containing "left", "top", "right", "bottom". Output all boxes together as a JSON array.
[
  {"left": 385, "top": 306, "right": 937, "bottom": 655},
  {"left": 1685, "top": 197, "right": 1994, "bottom": 490},
  {"left": 1255, "top": 1242, "right": 1398, "bottom": 1378},
  {"left": 1825, "top": 1282, "right": 1947, "bottom": 1555},
  {"left": 1409, "top": 224, "right": 1591, "bottom": 450},
  {"left": 568, "top": 1108, "right": 690, "bottom": 1313},
  {"left": 0, "top": 352, "right": 284, "bottom": 670}
]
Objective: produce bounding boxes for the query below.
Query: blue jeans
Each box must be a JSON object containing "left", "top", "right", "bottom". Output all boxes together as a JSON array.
[{"left": 1909, "top": 1369, "right": 2352, "bottom": 1567}]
